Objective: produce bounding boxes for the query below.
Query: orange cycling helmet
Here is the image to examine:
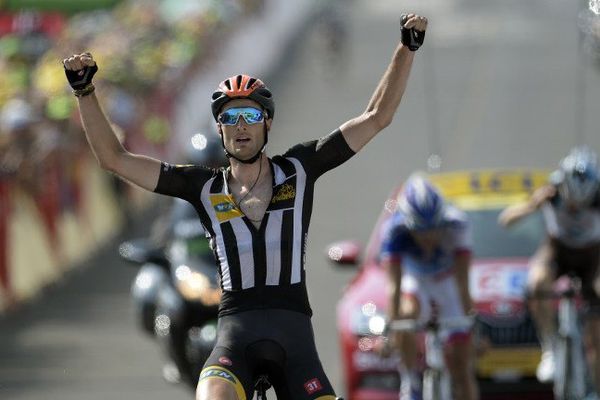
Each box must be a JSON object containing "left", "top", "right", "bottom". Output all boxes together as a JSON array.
[{"left": 211, "top": 74, "right": 275, "bottom": 121}]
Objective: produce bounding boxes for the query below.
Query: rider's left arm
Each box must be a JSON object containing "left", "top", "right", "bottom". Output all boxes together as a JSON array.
[
  {"left": 340, "top": 14, "right": 427, "bottom": 152},
  {"left": 454, "top": 251, "right": 473, "bottom": 313},
  {"left": 498, "top": 185, "right": 556, "bottom": 228}
]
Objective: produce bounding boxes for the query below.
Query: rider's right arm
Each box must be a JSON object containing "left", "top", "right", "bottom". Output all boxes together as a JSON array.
[
  {"left": 382, "top": 256, "right": 403, "bottom": 351},
  {"left": 77, "top": 93, "right": 161, "bottom": 192},
  {"left": 380, "top": 218, "right": 403, "bottom": 320},
  {"left": 498, "top": 184, "right": 556, "bottom": 227},
  {"left": 382, "top": 256, "right": 402, "bottom": 320},
  {"left": 497, "top": 203, "right": 535, "bottom": 228}
]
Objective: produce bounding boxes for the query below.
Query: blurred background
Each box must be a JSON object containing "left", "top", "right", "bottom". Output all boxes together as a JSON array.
[{"left": 1, "top": 0, "right": 600, "bottom": 399}]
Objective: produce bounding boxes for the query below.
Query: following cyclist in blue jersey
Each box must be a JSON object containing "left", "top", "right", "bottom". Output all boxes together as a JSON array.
[
  {"left": 499, "top": 146, "right": 600, "bottom": 393},
  {"left": 380, "top": 174, "right": 478, "bottom": 400},
  {"left": 62, "top": 13, "right": 427, "bottom": 400}
]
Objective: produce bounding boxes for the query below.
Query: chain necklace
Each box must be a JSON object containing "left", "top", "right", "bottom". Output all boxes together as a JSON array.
[{"left": 231, "top": 154, "right": 264, "bottom": 222}]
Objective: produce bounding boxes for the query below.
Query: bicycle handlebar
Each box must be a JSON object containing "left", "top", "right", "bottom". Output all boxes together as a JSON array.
[
  {"left": 525, "top": 274, "right": 582, "bottom": 300},
  {"left": 526, "top": 288, "right": 578, "bottom": 300}
]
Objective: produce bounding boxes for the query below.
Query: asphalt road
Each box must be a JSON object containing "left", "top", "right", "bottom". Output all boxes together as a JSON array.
[{"left": 2, "top": 0, "right": 600, "bottom": 399}]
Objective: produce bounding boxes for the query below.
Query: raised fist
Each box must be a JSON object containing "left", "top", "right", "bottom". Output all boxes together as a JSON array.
[
  {"left": 400, "top": 14, "right": 428, "bottom": 51},
  {"left": 63, "top": 52, "right": 98, "bottom": 92}
]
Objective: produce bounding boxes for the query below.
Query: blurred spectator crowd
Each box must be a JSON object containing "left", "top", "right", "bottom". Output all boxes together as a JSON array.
[
  {"left": 0, "top": 0, "right": 264, "bottom": 299},
  {"left": 0, "top": 0, "right": 264, "bottom": 225}
]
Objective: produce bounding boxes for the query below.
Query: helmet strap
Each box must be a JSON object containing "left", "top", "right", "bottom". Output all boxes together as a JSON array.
[{"left": 220, "top": 123, "right": 269, "bottom": 164}]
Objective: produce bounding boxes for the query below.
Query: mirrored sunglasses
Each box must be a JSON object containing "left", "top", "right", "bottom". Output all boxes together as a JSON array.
[{"left": 218, "top": 107, "right": 265, "bottom": 125}]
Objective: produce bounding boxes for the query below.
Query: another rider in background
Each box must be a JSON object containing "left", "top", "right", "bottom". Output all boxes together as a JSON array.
[
  {"left": 499, "top": 146, "right": 600, "bottom": 392},
  {"left": 380, "top": 174, "right": 478, "bottom": 400}
]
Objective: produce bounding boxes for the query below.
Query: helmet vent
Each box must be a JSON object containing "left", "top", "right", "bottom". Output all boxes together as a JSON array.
[
  {"left": 223, "top": 79, "right": 232, "bottom": 90},
  {"left": 235, "top": 74, "right": 243, "bottom": 89},
  {"left": 247, "top": 77, "right": 257, "bottom": 89}
]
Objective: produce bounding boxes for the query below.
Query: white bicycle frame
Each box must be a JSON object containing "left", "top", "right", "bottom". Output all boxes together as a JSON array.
[
  {"left": 389, "top": 316, "right": 474, "bottom": 400},
  {"left": 553, "top": 277, "right": 587, "bottom": 400}
]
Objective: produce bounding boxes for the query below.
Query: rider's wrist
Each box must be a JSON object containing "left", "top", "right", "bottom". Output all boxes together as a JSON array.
[{"left": 73, "top": 83, "right": 95, "bottom": 97}]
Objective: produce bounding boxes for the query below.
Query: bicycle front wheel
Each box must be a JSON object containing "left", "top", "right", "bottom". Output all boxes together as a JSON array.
[
  {"left": 423, "top": 369, "right": 448, "bottom": 400},
  {"left": 554, "top": 335, "right": 570, "bottom": 400},
  {"left": 423, "top": 369, "right": 437, "bottom": 400}
]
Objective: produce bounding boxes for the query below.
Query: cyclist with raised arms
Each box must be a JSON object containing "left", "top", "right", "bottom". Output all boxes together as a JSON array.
[
  {"left": 380, "top": 174, "right": 478, "bottom": 400},
  {"left": 63, "top": 13, "right": 427, "bottom": 400},
  {"left": 499, "top": 146, "right": 600, "bottom": 393}
]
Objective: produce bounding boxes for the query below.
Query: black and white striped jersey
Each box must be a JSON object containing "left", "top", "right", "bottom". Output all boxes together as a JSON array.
[{"left": 154, "top": 129, "right": 355, "bottom": 316}]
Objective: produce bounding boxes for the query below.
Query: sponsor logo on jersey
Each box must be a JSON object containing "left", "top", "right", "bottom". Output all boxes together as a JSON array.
[
  {"left": 210, "top": 194, "right": 243, "bottom": 222},
  {"left": 304, "top": 378, "right": 323, "bottom": 394},
  {"left": 215, "top": 201, "right": 235, "bottom": 213},
  {"left": 271, "top": 183, "right": 295, "bottom": 203}
]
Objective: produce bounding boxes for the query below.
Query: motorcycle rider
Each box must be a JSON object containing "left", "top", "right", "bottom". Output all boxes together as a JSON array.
[
  {"left": 145, "top": 198, "right": 221, "bottom": 388},
  {"left": 499, "top": 146, "right": 600, "bottom": 392},
  {"left": 63, "top": 13, "right": 428, "bottom": 400},
  {"left": 380, "top": 173, "right": 478, "bottom": 400}
]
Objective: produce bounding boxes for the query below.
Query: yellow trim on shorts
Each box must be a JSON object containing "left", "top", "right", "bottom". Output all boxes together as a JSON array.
[
  {"left": 199, "top": 365, "right": 246, "bottom": 400},
  {"left": 315, "top": 396, "right": 337, "bottom": 400}
]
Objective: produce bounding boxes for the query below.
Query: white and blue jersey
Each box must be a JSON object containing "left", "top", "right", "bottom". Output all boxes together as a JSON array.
[
  {"left": 542, "top": 190, "right": 600, "bottom": 249},
  {"left": 380, "top": 205, "right": 472, "bottom": 277}
]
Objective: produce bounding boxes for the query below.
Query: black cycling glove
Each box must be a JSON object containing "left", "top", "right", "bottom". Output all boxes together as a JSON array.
[
  {"left": 64, "top": 63, "right": 98, "bottom": 91},
  {"left": 400, "top": 14, "right": 425, "bottom": 51}
]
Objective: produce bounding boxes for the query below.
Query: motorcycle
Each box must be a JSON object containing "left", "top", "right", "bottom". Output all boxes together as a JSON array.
[{"left": 119, "top": 199, "right": 221, "bottom": 390}]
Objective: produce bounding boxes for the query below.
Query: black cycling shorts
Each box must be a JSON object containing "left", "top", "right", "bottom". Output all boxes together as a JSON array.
[
  {"left": 199, "top": 309, "right": 337, "bottom": 400},
  {"left": 551, "top": 238, "right": 600, "bottom": 308}
]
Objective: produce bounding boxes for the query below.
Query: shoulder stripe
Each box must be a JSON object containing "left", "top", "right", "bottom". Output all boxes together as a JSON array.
[
  {"left": 274, "top": 157, "right": 296, "bottom": 181},
  {"left": 272, "top": 161, "right": 288, "bottom": 186},
  {"left": 210, "top": 170, "right": 226, "bottom": 193}
]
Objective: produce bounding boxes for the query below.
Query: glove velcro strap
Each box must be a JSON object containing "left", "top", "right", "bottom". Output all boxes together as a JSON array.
[{"left": 73, "top": 83, "right": 96, "bottom": 97}]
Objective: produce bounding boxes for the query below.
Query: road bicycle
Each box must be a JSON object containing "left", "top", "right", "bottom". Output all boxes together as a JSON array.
[
  {"left": 388, "top": 314, "right": 475, "bottom": 400},
  {"left": 529, "top": 273, "right": 591, "bottom": 400}
]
